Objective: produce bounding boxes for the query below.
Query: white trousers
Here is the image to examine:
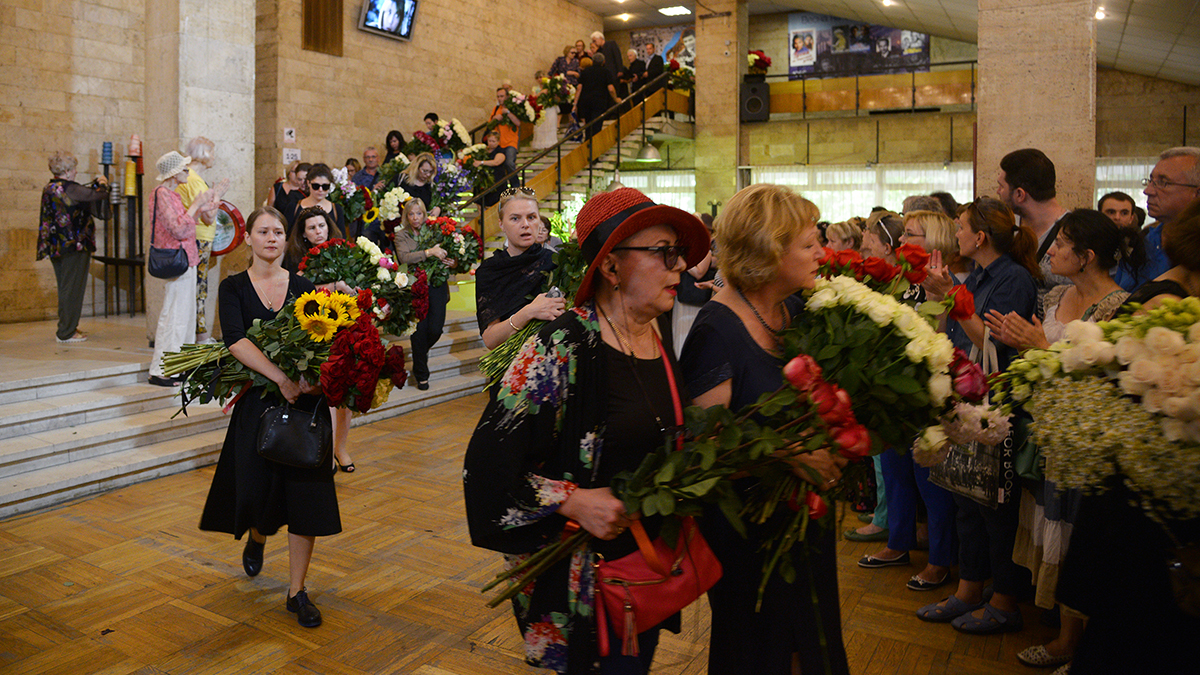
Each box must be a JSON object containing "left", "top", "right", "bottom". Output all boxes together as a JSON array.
[{"left": 150, "top": 267, "right": 198, "bottom": 378}]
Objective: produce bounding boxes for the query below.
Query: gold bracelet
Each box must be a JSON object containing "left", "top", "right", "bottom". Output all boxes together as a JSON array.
[{"left": 508, "top": 316, "right": 520, "bottom": 331}]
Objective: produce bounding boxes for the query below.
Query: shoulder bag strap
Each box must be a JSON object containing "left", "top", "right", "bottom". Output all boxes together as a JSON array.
[{"left": 149, "top": 187, "right": 159, "bottom": 247}]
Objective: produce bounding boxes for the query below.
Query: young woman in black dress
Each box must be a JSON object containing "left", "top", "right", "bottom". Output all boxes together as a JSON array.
[{"left": 199, "top": 206, "right": 341, "bottom": 628}]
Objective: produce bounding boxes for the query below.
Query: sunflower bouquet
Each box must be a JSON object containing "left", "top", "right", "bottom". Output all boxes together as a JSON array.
[
  {"left": 414, "top": 216, "right": 483, "bottom": 287},
  {"left": 299, "top": 236, "right": 431, "bottom": 337},
  {"left": 161, "top": 290, "right": 362, "bottom": 407}
]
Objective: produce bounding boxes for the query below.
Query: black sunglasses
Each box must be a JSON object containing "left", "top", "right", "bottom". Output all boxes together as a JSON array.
[
  {"left": 612, "top": 245, "right": 688, "bottom": 269},
  {"left": 309, "top": 182, "right": 332, "bottom": 191}
]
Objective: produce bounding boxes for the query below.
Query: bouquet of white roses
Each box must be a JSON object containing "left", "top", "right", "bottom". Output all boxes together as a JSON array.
[
  {"left": 501, "top": 89, "right": 542, "bottom": 127},
  {"left": 378, "top": 186, "right": 414, "bottom": 223}
]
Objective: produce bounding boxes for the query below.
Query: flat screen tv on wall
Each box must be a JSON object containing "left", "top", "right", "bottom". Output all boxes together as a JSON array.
[{"left": 358, "top": 0, "right": 418, "bottom": 41}]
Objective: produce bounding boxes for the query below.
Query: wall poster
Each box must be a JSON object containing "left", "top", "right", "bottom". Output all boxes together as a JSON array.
[
  {"left": 787, "top": 12, "right": 929, "bottom": 80},
  {"left": 630, "top": 24, "right": 696, "bottom": 69}
]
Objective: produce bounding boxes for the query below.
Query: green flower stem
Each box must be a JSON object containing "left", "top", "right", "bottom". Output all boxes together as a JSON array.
[{"left": 483, "top": 529, "right": 592, "bottom": 607}]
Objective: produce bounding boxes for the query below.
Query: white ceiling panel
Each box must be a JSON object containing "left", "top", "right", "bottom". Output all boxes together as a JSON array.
[{"left": 572, "top": 0, "right": 1200, "bottom": 86}]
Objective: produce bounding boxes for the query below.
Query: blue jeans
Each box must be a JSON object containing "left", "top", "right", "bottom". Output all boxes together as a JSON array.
[{"left": 880, "top": 448, "right": 958, "bottom": 566}]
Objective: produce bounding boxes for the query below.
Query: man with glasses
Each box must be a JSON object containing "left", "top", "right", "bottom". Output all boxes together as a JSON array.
[
  {"left": 351, "top": 146, "right": 384, "bottom": 189},
  {"left": 1117, "top": 147, "right": 1200, "bottom": 291},
  {"left": 997, "top": 148, "right": 1071, "bottom": 302}
]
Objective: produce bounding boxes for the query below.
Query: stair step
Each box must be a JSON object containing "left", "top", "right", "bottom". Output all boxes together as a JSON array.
[
  {"left": 0, "top": 429, "right": 226, "bottom": 520},
  {"left": 0, "top": 398, "right": 227, "bottom": 480},
  {"left": 0, "top": 361, "right": 148, "bottom": 407},
  {"left": 0, "top": 383, "right": 180, "bottom": 442}
]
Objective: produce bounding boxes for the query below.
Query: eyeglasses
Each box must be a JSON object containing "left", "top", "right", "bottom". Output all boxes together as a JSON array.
[
  {"left": 500, "top": 186, "right": 537, "bottom": 198},
  {"left": 310, "top": 182, "right": 332, "bottom": 191},
  {"left": 612, "top": 245, "right": 688, "bottom": 269},
  {"left": 1143, "top": 176, "right": 1200, "bottom": 190}
]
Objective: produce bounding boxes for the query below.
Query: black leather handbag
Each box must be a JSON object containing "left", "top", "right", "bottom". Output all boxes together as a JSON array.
[
  {"left": 147, "top": 189, "right": 189, "bottom": 279},
  {"left": 256, "top": 398, "right": 332, "bottom": 469}
]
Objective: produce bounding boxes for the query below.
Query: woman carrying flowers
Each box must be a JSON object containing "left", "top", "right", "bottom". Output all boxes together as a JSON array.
[
  {"left": 679, "top": 184, "right": 850, "bottom": 675},
  {"left": 285, "top": 163, "right": 347, "bottom": 240},
  {"left": 391, "top": 198, "right": 449, "bottom": 390},
  {"left": 917, "top": 196, "right": 1040, "bottom": 634},
  {"left": 396, "top": 152, "right": 441, "bottom": 219},
  {"left": 981, "top": 209, "right": 1143, "bottom": 668},
  {"left": 474, "top": 188, "right": 566, "bottom": 349},
  {"left": 199, "top": 206, "right": 340, "bottom": 629},
  {"left": 463, "top": 188, "right": 711, "bottom": 673},
  {"left": 285, "top": 206, "right": 359, "bottom": 471},
  {"left": 854, "top": 209, "right": 962, "bottom": 594}
]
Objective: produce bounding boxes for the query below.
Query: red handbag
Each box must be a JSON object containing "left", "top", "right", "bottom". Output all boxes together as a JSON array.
[{"left": 593, "top": 333, "right": 723, "bottom": 657}]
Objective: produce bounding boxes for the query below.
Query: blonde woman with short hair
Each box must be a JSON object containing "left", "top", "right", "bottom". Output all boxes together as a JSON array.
[{"left": 679, "top": 184, "right": 850, "bottom": 675}]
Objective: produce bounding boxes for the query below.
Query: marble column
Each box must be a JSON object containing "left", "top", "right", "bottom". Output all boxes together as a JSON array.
[
  {"left": 976, "top": 0, "right": 1097, "bottom": 207},
  {"left": 144, "top": 0, "right": 256, "bottom": 342},
  {"left": 694, "top": 0, "right": 749, "bottom": 211}
]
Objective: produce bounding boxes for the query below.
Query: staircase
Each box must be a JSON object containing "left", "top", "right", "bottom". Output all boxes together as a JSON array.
[
  {"left": 0, "top": 311, "right": 485, "bottom": 520},
  {"left": 458, "top": 89, "right": 694, "bottom": 239}
]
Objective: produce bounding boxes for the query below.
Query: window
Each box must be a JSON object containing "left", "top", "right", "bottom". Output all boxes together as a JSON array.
[{"left": 303, "top": 0, "right": 343, "bottom": 56}]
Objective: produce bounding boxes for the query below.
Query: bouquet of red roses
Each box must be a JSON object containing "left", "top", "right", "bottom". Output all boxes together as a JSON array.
[
  {"left": 299, "top": 236, "right": 430, "bottom": 337},
  {"left": 320, "top": 289, "right": 410, "bottom": 412},
  {"left": 817, "top": 242, "right": 930, "bottom": 297},
  {"left": 414, "top": 217, "right": 484, "bottom": 287}
]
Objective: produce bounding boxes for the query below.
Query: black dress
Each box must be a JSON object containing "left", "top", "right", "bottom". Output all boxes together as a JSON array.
[
  {"left": 199, "top": 271, "right": 341, "bottom": 540},
  {"left": 1124, "top": 278, "right": 1187, "bottom": 307},
  {"left": 679, "top": 299, "right": 850, "bottom": 675}
]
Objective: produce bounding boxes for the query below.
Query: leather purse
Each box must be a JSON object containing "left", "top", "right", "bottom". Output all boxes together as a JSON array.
[
  {"left": 147, "top": 189, "right": 190, "bottom": 279},
  {"left": 593, "top": 333, "right": 723, "bottom": 657},
  {"left": 256, "top": 398, "right": 332, "bottom": 469}
]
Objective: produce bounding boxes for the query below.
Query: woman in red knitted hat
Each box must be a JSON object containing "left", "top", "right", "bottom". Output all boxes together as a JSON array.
[{"left": 463, "top": 187, "right": 709, "bottom": 674}]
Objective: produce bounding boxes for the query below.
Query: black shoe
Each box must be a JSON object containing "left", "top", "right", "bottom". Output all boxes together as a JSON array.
[
  {"left": 242, "top": 536, "right": 264, "bottom": 577},
  {"left": 286, "top": 588, "right": 322, "bottom": 627},
  {"left": 416, "top": 380, "right": 430, "bottom": 390},
  {"left": 148, "top": 375, "right": 181, "bottom": 387}
]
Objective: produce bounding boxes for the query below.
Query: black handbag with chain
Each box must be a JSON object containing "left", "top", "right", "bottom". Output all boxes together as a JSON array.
[{"left": 256, "top": 398, "right": 332, "bottom": 469}]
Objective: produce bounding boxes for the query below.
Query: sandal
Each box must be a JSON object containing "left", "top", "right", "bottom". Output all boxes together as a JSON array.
[
  {"left": 952, "top": 603, "right": 1024, "bottom": 634},
  {"left": 336, "top": 460, "right": 355, "bottom": 473},
  {"left": 916, "top": 595, "right": 985, "bottom": 623},
  {"left": 906, "top": 572, "right": 951, "bottom": 591},
  {"left": 1017, "top": 645, "right": 1073, "bottom": 668}
]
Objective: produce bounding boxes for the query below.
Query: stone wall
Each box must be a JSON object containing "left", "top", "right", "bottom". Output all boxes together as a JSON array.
[
  {"left": 4, "top": 0, "right": 600, "bottom": 326},
  {"left": 254, "top": 0, "right": 602, "bottom": 205},
  {"left": 2, "top": 1, "right": 147, "bottom": 324}
]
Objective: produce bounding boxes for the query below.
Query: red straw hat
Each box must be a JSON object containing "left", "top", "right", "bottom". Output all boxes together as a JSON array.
[{"left": 573, "top": 187, "right": 710, "bottom": 306}]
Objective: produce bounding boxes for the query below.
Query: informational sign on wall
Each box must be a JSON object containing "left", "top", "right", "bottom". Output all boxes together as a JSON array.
[
  {"left": 630, "top": 24, "right": 695, "bottom": 69},
  {"left": 787, "top": 12, "right": 929, "bottom": 80},
  {"left": 282, "top": 148, "right": 301, "bottom": 165},
  {"left": 283, "top": 128, "right": 296, "bottom": 143}
]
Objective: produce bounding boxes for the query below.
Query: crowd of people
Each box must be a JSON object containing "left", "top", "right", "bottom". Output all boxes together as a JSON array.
[
  {"left": 460, "top": 146, "right": 1200, "bottom": 675},
  {"left": 33, "top": 36, "right": 1199, "bottom": 671}
]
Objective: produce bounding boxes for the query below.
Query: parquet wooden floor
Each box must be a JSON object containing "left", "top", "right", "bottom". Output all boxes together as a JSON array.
[{"left": 0, "top": 393, "right": 1049, "bottom": 673}]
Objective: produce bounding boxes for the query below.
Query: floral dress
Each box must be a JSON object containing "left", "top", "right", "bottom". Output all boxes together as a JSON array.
[{"left": 463, "top": 305, "right": 667, "bottom": 674}]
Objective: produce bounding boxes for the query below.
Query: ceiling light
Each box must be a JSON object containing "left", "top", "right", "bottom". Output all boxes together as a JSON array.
[
  {"left": 616, "top": 13, "right": 632, "bottom": 21},
  {"left": 1095, "top": 7, "right": 1106, "bottom": 19},
  {"left": 635, "top": 143, "right": 662, "bottom": 162},
  {"left": 882, "top": 0, "right": 896, "bottom": 6},
  {"left": 659, "top": 6, "right": 691, "bottom": 17}
]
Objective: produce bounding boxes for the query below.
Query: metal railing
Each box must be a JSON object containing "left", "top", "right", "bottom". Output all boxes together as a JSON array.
[{"left": 460, "top": 71, "right": 678, "bottom": 239}]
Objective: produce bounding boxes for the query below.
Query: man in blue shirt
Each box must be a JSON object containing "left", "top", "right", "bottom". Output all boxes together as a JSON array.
[
  {"left": 351, "top": 147, "right": 384, "bottom": 189},
  {"left": 1114, "top": 147, "right": 1200, "bottom": 291}
]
